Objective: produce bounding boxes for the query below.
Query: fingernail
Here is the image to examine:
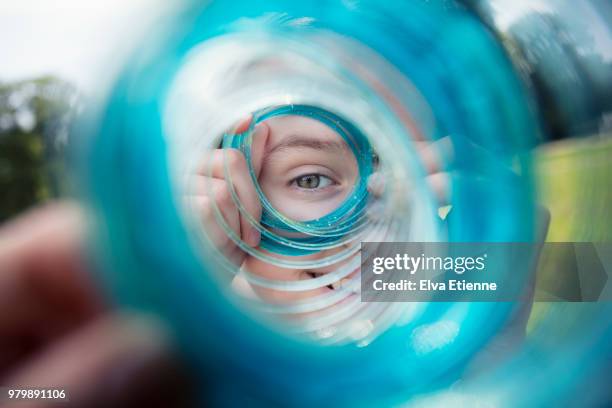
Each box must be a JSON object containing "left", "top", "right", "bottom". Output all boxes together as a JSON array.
[{"left": 234, "top": 115, "right": 253, "bottom": 134}]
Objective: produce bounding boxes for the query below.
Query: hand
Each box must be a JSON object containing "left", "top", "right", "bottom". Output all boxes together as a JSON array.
[
  {"left": 0, "top": 203, "right": 192, "bottom": 407},
  {"left": 377, "top": 136, "right": 545, "bottom": 374},
  {"left": 188, "top": 116, "right": 270, "bottom": 266},
  {"left": 366, "top": 136, "right": 453, "bottom": 223}
]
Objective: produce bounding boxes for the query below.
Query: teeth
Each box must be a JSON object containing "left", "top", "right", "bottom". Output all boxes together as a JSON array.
[{"left": 331, "top": 277, "right": 352, "bottom": 290}]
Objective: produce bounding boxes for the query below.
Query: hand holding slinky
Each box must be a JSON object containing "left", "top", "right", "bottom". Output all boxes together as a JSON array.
[{"left": 188, "top": 116, "right": 269, "bottom": 266}]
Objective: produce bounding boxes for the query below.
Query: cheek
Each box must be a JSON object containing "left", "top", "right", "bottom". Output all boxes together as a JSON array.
[
  {"left": 294, "top": 195, "right": 347, "bottom": 220},
  {"left": 259, "top": 179, "right": 351, "bottom": 221}
]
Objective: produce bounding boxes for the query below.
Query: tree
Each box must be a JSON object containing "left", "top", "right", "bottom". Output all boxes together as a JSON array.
[{"left": 0, "top": 76, "right": 79, "bottom": 222}]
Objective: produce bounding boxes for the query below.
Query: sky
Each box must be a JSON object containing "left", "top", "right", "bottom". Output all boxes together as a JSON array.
[
  {"left": 1, "top": 0, "right": 609, "bottom": 95},
  {"left": 490, "top": 0, "right": 612, "bottom": 61},
  {"left": 0, "top": 0, "right": 166, "bottom": 94}
]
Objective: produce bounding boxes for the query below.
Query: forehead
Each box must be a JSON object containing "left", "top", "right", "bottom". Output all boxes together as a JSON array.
[{"left": 263, "top": 115, "right": 346, "bottom": 144}]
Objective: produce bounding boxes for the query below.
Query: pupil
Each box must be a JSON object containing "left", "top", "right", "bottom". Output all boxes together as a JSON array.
[{"left": 299, "top": 175, "right": 320, "bottom": 188}]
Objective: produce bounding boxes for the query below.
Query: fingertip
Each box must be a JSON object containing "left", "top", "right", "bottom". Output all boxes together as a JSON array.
[
  {"left": 367, "top": 172, "right": 385, "bottom": 196},
  {"left": 233, "top": 114, "right": 253, "bottom": 134}
]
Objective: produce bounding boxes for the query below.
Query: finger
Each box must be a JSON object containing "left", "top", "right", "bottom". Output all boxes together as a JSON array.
[
  {"left": 367, "top": 172, "right": 385, "bottom": 197},
  {"left": 414, "top": 136, "right": 453, "bottom": 175},
  {"left": 195, "top": 115, "right": 254, "bottom": 175},
  {"left": 194, "top": 149, "right": 218, "bottom": 179},
  {"left": 225, "top": 244, "right": 247, "bottom": 268},
  {"left": 2, "top": 314, "right": 193, "bottom": 408},
  {"left": 249, "top": 122, "right": 270, "bottom": 178},
  {"left": 233, "top": 122, "right": 270, "bottom": 246},
  {"left": 0, "top": 202, "right": 106, "bottom": 372},
  {"left": 426, "top": 172, "right": 451, "bottom": 205},
  {"left": 187, "top": 195, "right": 234, "bottom": 251},
  {"left": 214, "top": 181, "right": 241, "bottom": 240},
  {"left": 231, "top": 115, "right": 253, "bottom": 135},
  {"left": 200, "top": 179, "right": 242, "bottom": 245},
  {"left": 208, "top": 149, "right": 263, "bottom": 247}
]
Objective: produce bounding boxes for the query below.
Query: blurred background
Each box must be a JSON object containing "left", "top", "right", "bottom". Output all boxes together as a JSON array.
[
  {"left": 0, "top": 0, "right": 165, "bottom": 221},
  {"left": 0, "top": 1, "right": 610, "bottom": 405},
  {"left": 2, "top": 0, "right": 609, "bottom": 235},
  {"left": 3, "top": 2, "right": 610, "bottom": 302}
]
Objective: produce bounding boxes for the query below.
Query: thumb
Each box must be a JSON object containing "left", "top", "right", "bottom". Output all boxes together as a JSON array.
[{"left": 250, "top": 122, "right": 270, "bottom": 178}]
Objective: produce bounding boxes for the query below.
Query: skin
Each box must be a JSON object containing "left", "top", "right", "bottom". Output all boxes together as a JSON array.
[
  {"left": 193, "top": 114, "right": 451, "bottom": 305},
  {"left": 0, "top": 121, "right": 536, "bottom": 399},
  {"left": 0, "top": 203, "right": 193, "bottom": 407},
  {"left": 243, "top": 115, "right": 361, "bottom": 302},
  {"left": 0, "top": 200, "right": 536, "bottom": 404},
  {"left": 192, "top": 115, "right": 536, "bottom": 367},
  {"left": 257, "top": 115, "right": 359, "bottom": 222},
  {"left": 0, "top": 119, "right": 436, "bottom": 401}
]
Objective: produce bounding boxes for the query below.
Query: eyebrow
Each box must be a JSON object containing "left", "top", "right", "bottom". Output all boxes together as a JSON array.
[{"left": 266, "top": 134, "right": 350, "bottom": 156}]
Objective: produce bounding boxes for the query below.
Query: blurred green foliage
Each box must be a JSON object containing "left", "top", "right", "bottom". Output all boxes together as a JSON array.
[
  {"left": 536, "top": 135, "right": 612, "bottom": 242},
  {"left": 528, "top": 135, "right": 612, "bottom": 331},
  {"left": 0, "top": 76, "right": 78, "bottom": 223}
]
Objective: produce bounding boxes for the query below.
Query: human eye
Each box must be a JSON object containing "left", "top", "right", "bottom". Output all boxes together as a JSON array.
[{"left": 291, "top": 173, "right": 336, "bottom": 190}]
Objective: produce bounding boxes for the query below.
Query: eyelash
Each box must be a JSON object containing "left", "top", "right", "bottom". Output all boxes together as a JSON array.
[{"left": 290, "top": 173, "right": 337, "bottom": 190}]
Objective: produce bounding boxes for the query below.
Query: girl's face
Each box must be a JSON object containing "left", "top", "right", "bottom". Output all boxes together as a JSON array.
[
  {"left": 257, "top": 115, "right": 358, "bottom": 221},
  {"left": 241, "top": 114, "right": 360, "bottom": 304}
]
